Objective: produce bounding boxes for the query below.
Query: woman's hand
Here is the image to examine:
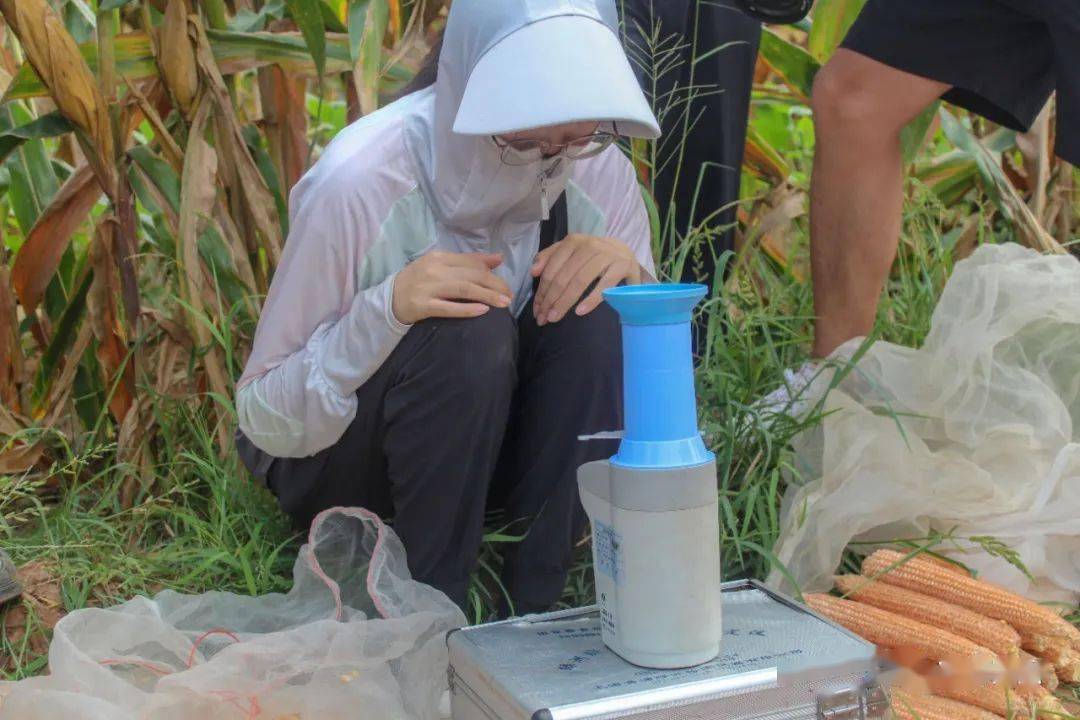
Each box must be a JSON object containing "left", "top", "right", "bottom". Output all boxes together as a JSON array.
[
  {"left": 531, "top": 234, "right": 642, "bottom": 325},
  {"left": 393, "top": 251, "right": 512, "bottom": 325}
]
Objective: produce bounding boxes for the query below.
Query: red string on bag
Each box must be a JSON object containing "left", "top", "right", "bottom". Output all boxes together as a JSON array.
[{"left": 186, "top": 628, "right": 242, "bottom": 667}]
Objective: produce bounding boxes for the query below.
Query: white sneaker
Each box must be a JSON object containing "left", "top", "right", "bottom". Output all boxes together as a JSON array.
[{"left": 757, "top": 361, "right": 823, "bottom": 420}]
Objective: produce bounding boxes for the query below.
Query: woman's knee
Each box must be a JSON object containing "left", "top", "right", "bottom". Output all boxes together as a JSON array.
[
  {"left": 540, "top": 303, "right": 622, "bottom": 377},
  {"left": 419, "top": 308, "right": 517, "bottom": 387}
]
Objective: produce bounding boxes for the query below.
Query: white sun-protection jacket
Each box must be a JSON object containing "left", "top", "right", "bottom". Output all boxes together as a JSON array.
[{"left": 237, "top": 0, "right": 660, "bottom": 459}]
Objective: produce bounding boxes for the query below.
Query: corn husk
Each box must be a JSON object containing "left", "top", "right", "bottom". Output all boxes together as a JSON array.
[
  {"left": 159, "top": 0, "right": 199, "bottom": 116},
  {"left": 1, "top": 0, "right": 114, "bottom": 183}
]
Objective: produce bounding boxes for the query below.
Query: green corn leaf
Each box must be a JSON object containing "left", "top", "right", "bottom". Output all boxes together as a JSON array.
[
  {"left": 0, "top": 112, "right": 75, "bottom": 168},
  {"left": 937, "top": 109, "right": 1056, "bottom": 249},
  {"left": 320, "top": 0, "right": 348, "bottom": 33},
  {"left": 128, "top": 145, "right": 182, "bottom": 214},
  {"left": 230, "top": 0, "right": 286, "bottom": 32},
  {"left": 350, "top": 0, "right": 389, "bottom": 114},
  {"left": 241, "top": 125, "right": 289, "bottom": 235},
  {"left": 32, "top": 266, "right": 91, "bottom": 410},
  {"left": 2, "top": 105, "right": 60, "bottom": 235},
  {"left": 915, "top": 149, "right": 978, "bottom": 207},
  {"left": 348, "top": 0, "right": 371, "bottom": 63},
  {"left": 757, "top": 29, "right": 819, "bottom": 103},
  {"left": 744, "top": 122, "right": 792, "bottom": 182},
  {"left": 900, "top": 100, "right": 939, "bottom": 166},
  {"left": 806, "top": 0, "right": 866, "bottom": 63},
  {"left": 284, "top": 0, "right": 327, "bottom": 84},
  {"left": 4, "top": 30, "right": 355, "bottom": 101}
]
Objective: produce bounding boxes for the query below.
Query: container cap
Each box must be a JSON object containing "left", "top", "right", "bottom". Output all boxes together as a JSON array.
[
  {"left": 602, "top": 284, "right": 708, "bottom": 326},
  {"left": 603, "top": 284, "right": 713, "bottom": 469}
]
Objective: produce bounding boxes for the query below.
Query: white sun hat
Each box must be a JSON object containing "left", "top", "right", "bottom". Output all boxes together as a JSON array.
[{"left": 450, "top": 0, "right": 661, "bottom": 140}]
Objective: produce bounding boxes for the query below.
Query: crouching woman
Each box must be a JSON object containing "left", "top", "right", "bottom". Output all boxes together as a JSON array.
[{"left": 235, "top": 0, "right": 659, "bottom": 614}]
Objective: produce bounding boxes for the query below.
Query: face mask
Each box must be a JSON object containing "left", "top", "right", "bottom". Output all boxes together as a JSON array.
[
  {"left": 492, "top": 139, "right": 573, "bottom": 221},
  {"left": 443, "top": 143, "right": 571, "bottom": 229}
]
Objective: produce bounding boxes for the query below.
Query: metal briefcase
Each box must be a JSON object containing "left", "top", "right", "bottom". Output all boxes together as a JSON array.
[{"left": 447, "top": 580, "right": 887, "bottom": 720}]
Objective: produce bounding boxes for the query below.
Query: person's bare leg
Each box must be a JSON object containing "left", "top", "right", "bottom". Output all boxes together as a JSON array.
[{"left": 810, "top": 50, "right": 950, "bottom": 357}]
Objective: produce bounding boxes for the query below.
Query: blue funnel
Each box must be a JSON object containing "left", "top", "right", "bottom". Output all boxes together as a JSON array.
[{"left": 603, "top": 283, "right": 713, "bottom": 469}]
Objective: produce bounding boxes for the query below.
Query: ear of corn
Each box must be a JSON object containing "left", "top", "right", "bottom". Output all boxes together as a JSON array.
[
  {"left": 160, "top": 0, "right": 199, "bottom": 116},
  {"left": 862, "top": 550, "right": 1080, "bottom": 655},
  {"left": 889, "top": 687, "right": 1005, "bottom": 720},
  {"left": 1031, "top": 637, "right": 1080, "bottom": 684},
  {"left": 921, "top": 554, "right": 974, "bottom": 577},
  {"left": 925, "top": 677, "right": 1066, "bottom": 719},
  {"left": 805, "top": 593, "right": 1001, "bottom": 669},
  {"left": 1017, "top": 651, "right": 1060, "bottom": 692},
  {"left": 835, "top": 575, "right": 1021, "bottom": 660},
  {"left": 13, "top": 0, "right": 111, "bottom": 157},
  {"left": 1018, "top": 686, "right": 1068, "bottom": 718}
]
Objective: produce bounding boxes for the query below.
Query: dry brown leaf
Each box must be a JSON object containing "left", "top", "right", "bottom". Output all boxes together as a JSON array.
[
  {"left": 124, "top": 77, "right": 185, "bottom": 170},
  {"left": 2, "top": 560, "right": 65, "bottom": 671},
  {"left": 211, "top": 206, "right": 259, "bottom": 308},
  {"left": 743, "top": 135, "right": 789, "bottom": 183},
  {"left": 11, "top": 164, "right": 102, "bottom": 317},
  {"left": 0, "top": 265, "right": 21, "bottom": 410},
  {"left": 88, "top": 219, "right": 135, "bottom": 422},
  {"left": 194, "top": 21, "right": 283, "bottom": 270},
  {"left": 179, "top": 100, "right": 220, "bottom": 311},
  {"left": 142, "top": 308, "right": 194, "bottom": 350},
  {"left": 8, "top": 96, "right": 143, "bottom": 325},
  {"left": 179, "top": 98, "right": 232, "bottom": 450},
  {"left": 1016, "top": 100, "right": 1052, "bottom": 220},
  {"left": 257, "top": 58, "right": 308, "bottom": 195},
  {"left": 41, "top": 321, "right": 94, "bottom": 428},
  {"left": 114, "top": 155, "right": 142, "bottom": 333},
  {"left": 751, "top": 185, "right": 808, "bottom": 279},
  {"left": 0, "top": 402, "right": 25, "bottom": 437},
  {"left": 153, "top": 335, "right": 188, "bottom": 396},
  {"left": 951, "top": 214, "right": 984, "bottom": 263},
  {"left": 0, "top": 442, "right": 44, "bottom": 474},
  {"left": 141, "top": 308, "right": 193, "bottom": 350},
  {"left": 1055, "top": 162, "right": 1073, "bottom": 244},
  {"left": 117, "top": 395, "right": 154, "bottom": 499}
]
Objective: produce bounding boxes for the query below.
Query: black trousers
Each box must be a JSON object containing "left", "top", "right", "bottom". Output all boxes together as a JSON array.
[
  {"left": 621, "top": 0, "right": 760, "bottom": 287},
  {"left": 239, "top": 299, "right": 623, "bottom": 612}
]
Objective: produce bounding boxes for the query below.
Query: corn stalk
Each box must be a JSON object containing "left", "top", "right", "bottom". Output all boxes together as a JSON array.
[{"left": 0, "top": 0, "right": 432, "bottom": 494}]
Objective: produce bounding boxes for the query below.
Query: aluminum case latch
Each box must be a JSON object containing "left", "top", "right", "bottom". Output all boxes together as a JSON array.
[
  {"left": 862, "top": 683, "right": 890, "bottom": 718},
  {"left": 816, "top": 688, "right": 862, "bottom": 719}
]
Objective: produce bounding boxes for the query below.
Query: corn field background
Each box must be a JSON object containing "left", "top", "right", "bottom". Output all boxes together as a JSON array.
[{"left": 0, "top": 0, "right": 1077, "bottom": 686}]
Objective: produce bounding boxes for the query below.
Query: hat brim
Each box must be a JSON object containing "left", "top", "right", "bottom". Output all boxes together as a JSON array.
[{"left": 453, "top": 15, "right": 661, "bottom": 140}]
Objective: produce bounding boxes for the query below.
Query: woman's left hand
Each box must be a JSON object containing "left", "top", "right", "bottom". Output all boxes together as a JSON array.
[{"left": 531, "top": 234, "right": 642, "bottom": 325}]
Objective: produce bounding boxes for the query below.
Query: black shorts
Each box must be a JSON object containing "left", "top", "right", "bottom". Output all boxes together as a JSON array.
[{"left": 841, "top": 0, "right": 1079, "bottom": 164}]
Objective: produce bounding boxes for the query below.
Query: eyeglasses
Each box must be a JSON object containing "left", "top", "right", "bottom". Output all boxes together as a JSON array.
[{"left": 493, "top": 130, "right": 619, "bottom": 166}]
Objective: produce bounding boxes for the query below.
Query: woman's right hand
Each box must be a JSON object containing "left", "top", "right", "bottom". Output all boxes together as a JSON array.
[{"left": 392, "top": 251, "right": 512, "bottom": 325}]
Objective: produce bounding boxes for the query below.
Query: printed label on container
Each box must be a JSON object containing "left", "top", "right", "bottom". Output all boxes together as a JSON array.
[{"left": 594, "top": 521, "right": 623, "bottom": 586}]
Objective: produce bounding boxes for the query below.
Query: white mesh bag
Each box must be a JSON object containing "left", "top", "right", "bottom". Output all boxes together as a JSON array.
[
  {"left": 0, "top": 507, "right": 465, "bottom": 719},
  {"left": 769, "top": 243, "right": 1080, "bottom": 603}
]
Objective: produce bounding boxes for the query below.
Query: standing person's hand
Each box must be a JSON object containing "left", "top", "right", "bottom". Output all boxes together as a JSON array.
[
  {"left": 531, "top": 235, "right": 642, "bottom": 325},
  {"left": 392, "top": 251, "right": 512, "bottom": 324}
]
